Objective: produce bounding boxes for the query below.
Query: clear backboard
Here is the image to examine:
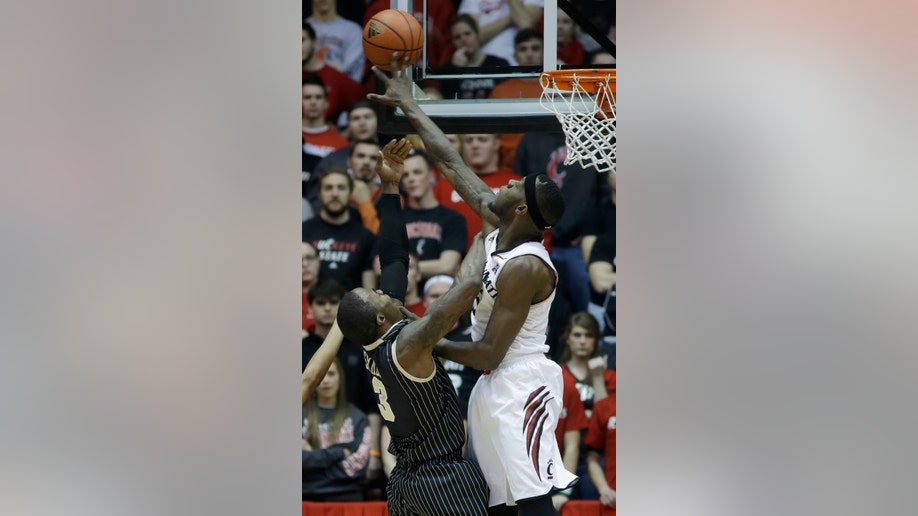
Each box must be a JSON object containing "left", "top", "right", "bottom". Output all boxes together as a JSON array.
[{"left": 377, "top": 0, "right": 616, "bottom": 134}]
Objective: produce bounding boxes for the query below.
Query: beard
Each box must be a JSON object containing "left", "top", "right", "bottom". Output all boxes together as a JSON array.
[{"left": 323, "top": 201, "right": 348, "bottom": 218}]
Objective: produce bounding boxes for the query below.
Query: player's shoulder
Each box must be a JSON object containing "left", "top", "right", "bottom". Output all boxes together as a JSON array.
[{"left": 498, "top": 253, "right": 552, "bottom": 279}]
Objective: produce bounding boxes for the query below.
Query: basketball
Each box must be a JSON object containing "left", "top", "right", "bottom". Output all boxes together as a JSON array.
[{"left": 362, "top": 9, "right": 424, "bottom": 71}]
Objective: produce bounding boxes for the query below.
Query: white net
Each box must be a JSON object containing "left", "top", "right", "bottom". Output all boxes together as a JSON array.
[{"left": 539, "top": 71, "right": 616, "bottom": 174}]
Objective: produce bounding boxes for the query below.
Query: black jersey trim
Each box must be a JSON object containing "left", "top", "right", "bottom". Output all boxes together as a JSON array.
[{"left": 513, "top": 476, "right": 580, "bottom": 504}]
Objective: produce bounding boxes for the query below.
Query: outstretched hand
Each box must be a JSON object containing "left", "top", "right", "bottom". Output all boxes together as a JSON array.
[
  {"left": 366, "top": 54, "right": 415, "bottom": 108},
  {"left": 375, "top": 138, "right": 412, "bottom": 186}
]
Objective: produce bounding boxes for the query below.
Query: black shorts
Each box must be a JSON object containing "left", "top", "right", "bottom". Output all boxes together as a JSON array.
[{"left": 387, "top": 458, "right": 488, "bottom": 516}]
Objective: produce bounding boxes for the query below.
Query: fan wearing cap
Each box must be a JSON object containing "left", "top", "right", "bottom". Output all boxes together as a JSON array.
[{"left": 369, "top": 56, "right": 574, "bottom": 516}]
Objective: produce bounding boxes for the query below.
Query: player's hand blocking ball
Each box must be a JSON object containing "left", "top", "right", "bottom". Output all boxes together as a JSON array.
[{"left": 362, "top": 9, "right": 423, "bottom": 71}]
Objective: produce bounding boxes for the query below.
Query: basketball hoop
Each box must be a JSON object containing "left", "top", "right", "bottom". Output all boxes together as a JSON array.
[{"left": 539, "top": 69, "right": 616, "bottom": 174}]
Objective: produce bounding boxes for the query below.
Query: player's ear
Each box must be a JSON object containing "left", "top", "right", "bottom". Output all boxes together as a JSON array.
[
  {"left": 376, "top": 311, "right": 386, "bottom": 326},
  {"left": 516, "top": 203, "right": 528, "bottom": 216}
]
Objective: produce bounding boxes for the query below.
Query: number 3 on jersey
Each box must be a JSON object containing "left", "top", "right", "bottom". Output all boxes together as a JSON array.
[{"left": 371, "top": 376, "right": 395, "bottom": 422}]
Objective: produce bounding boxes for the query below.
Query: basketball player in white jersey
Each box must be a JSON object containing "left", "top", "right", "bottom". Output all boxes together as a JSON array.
[{"left": 369, "top": 57, "right": 577, "bottom": 516}]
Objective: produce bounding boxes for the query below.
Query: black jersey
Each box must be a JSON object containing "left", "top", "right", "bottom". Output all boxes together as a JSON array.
[{"left": 363, "top": 319, "right": 467, "bottom": 465}]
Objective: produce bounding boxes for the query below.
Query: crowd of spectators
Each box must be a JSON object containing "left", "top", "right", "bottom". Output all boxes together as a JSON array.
[{"left": 302, "top": 0, "right": 616, "bottom": 509}]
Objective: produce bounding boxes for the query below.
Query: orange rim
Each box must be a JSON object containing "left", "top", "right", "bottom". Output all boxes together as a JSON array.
[{"left": 541, "top": 69, "right": 616, "bottom": 95}]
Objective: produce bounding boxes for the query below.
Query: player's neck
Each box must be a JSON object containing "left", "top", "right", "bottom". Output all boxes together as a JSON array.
[{"left": 495, "top": 224, "right": 542, "bottom": 250}]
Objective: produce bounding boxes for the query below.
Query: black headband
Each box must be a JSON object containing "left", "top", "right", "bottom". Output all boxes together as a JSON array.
[{"left": 524, "top": 174, "right": 550, "bottom": 230}]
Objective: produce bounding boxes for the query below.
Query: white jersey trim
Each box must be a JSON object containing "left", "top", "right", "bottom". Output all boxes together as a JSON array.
[{"left": 391, "top": 335, "right": 437, "bottom": 383}]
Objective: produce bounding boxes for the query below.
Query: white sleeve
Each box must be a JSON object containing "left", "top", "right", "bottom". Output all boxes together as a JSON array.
[{"left": 457, "top": 0, "right": 477, "bottom": 15}]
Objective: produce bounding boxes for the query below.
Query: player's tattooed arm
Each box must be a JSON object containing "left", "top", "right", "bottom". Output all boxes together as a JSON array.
[
  {"left": 396, "top": 234, "right": 485, "bottom": 378},
  {"left": 367, "top": 56, "right": 499, "bottom": 228}
]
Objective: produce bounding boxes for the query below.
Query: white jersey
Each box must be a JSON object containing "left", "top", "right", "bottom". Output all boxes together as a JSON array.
[{"left": 471, "top": 229, "right": 556, "bottom": 367}]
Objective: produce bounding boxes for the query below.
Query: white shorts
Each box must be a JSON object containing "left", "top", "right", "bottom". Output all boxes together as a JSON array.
[{"left": 467, "top": 355, "right": 578, "bottom": 507}]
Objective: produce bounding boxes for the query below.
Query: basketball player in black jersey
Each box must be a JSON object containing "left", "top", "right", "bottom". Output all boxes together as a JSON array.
[{"left": 337, "top": 138, "right": 490, "bottom": 515}]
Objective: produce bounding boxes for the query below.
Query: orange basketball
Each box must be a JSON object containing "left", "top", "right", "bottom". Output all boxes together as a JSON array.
[{"left": 362, "top": 9, "right": 424, "bottom": 71}]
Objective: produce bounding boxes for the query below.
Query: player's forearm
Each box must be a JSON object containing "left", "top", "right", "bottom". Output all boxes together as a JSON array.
[
  {"left": 400, "top": 101, "right": 492, "bottom": 211},
  {"left": 302, "top": 321, "right": 344, "bottom": 405},
  {"left": 434, "top": 337, "right": 506, "bottom": 371},
  {"left": 422, "top": 277, "right": 480, "bottom": 339},
  {"left": 434, "top": 339, "right": 489, "bottom": 370}
]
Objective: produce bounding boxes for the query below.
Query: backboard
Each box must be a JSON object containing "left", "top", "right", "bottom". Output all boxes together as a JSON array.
[{"left": 376, "top": 0, "right": 616, "bottom": 134}]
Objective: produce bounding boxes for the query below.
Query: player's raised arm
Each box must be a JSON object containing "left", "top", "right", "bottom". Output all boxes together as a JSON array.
[
  {"left": 368, "top": 56, "right": 499, "bottom": 229},
  {"left": 396, "top": 233, "right": 486, "bottom": 377},
  {"left": 301, "top": 321, "right": 344, "bottom": 405},
  {"left": 375, "top": 138, "right": 412, "bottom": 302}
]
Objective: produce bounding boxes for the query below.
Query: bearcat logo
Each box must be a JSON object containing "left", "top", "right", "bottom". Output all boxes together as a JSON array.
[
  {"left": 546, "top": 459, "right": 554, "bottom": 480},
  {"left": 367, "top": 21, "right": 382, "bottom": 38}
]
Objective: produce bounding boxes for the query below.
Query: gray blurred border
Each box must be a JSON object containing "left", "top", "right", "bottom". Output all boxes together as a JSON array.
[{"left": 0, "top": 1, "right": 301, "bottom": 515}]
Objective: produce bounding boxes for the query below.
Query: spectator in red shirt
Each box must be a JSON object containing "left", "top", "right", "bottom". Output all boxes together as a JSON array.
[
  {"left": 552, "top": 370, "right": 588, "bottom": 511},
  {"left": 584, "top": 394, "right": 616, "bottom": 508},
  {"left": 433, "top": 133, "right": 519, "bottom": 250},
  {"left": 556, "top": 9, "right": 585, "bottom": 65},
  {"left": 303, "top": 22, "right": 366, "bottom": 126},
  {"left": 559, "top": 312, "right": 615, "bottom": 418},
  {"left": 303, "top": 75, "right": 350, "bottom": 215}
]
